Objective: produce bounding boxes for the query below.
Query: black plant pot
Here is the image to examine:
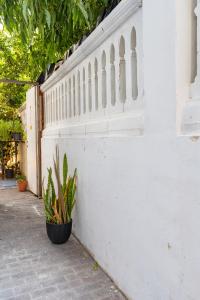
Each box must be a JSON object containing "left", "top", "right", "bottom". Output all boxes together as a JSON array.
[
  {"left": 5, "top": 168, "right": 14, "bottom": 179},
  {"left": 46, "top": 220, "right": 72, "bottom": 244}
]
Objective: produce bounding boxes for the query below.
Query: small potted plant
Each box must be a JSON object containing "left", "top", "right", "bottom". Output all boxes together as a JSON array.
[
  {"left": 43, "top": 146, "right": 77, "bottom": 244},
  {"left": 16, "top": 174, "right": 27, "bottom": 192}
]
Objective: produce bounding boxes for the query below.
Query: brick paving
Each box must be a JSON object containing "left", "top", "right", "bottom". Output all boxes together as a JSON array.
[{"left": 0, "top": 188, "right": 126, "bottom": 300}]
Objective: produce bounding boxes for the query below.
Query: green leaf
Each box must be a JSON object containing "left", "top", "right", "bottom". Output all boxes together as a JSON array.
[
  {"left": 62, "top": 153, "right": 68, "bottom": 193},
  {"left": 45, "top": 9, "right": 51, "bottom": 28},
  {"left": 22, "top": 1, "right": 28, "bottom": 23}
]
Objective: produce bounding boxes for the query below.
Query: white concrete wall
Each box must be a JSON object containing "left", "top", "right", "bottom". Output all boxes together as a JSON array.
[
  {"left": 19, "top": 105, "right": 27, "bottom": 177},
  {"left": 41, "top": 0, "right": 200, "bottom": 299},
  {"left": 26, "top": 87, "right": 39, "bottom": 195}
]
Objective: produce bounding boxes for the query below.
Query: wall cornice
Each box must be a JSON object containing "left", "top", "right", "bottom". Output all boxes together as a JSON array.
[
  {"left": 42, "top": 110, "right": 144, "bottom": 138},
  {"left": 41, "top": 0, "right": 142, "bottom": 93}
]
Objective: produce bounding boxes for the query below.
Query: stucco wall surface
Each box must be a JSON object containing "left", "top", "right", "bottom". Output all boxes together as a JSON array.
[{"left": 41, "top": 0, "right": 200, "bottom": 299}]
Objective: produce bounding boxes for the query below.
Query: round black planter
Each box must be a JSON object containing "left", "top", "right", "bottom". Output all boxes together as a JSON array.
[
  {"left": 5, "top": 168, "right": 14, "bottom": 178},
  {"left": 46, "top": 220, "right": 72, "bottom": 244}
]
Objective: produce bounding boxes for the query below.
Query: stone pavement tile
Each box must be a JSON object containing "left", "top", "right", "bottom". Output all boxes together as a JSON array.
[
  {"left": 8, "top": 294, "right": 31, "bottom": 300},
  {"left": 40, "top": 275, "right": 66, "bottom": 288},
  {"left": 0, "top": 274, "right": 11, "bottom": 283},
  {"left": 45, "top": 290, "right": 75, "bottom": 300},
  {"left": 11, "top": 270, "right": 36, "bottom": 280},
  {"left": 14, "top": 280, "right": 42, "bottom": 296},
  {"left": 0, "top": 288, "right": 14, "bottom": 299},
  {"left": 57, "top": 278, "right": 83, "bottom": 291},
  {"left": 73, "top": 293, "right": 94, "bottom": 300},
  {"left": 0, "top": 188, "right": 126, "bottom": 300},
  {"left": 0, "top": 279, "right": 25, "bottom": 291},
  {"left": 31, "top": 286, "right": 57, "bottom": 299}
]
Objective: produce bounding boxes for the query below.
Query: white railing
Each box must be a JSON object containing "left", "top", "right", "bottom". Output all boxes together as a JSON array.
[{"left": 41, "top": 0, "right": 143, "bottom": 136}]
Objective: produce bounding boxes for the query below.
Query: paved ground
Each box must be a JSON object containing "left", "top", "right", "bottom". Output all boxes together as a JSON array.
[
  {"left": 0, "top": 188, "right": 126, "bottom": 300},
  {"left": 0, "top": 180, "right": 16, "bottom": 190}
]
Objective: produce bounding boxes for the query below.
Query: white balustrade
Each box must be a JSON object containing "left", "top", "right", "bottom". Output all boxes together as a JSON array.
[{"left": 41, "top": 0, "right": 143, "bottom": 136}]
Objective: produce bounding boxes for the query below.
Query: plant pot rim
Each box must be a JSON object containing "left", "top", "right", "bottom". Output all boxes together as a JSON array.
[{"left": 46, "top": 220, "right": 72, "bottom": 226}]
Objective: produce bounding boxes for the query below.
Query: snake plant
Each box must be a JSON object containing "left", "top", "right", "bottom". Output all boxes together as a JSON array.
[{"left": 43, "top": 146, "right": 77, "bottom": 224}]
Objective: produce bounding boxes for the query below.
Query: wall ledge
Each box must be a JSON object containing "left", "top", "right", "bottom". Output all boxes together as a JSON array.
[{"left": 42, "top": 110, "right": 144, "bottom": 138}]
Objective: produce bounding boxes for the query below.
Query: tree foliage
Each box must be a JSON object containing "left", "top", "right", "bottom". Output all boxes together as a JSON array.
[
  {"left": 0, "top": 30, "right": 33, "bottom": 115},
  {"left": 0, "top": 0, "right": 108, "bottom": 73},
  {"left": 0, "top": 0, "right": 109, "bottom": 115}
]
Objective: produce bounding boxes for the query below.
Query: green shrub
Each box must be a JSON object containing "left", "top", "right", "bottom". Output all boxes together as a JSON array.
[
  {"left": 16, "top": 174, "right": 26, "bottom": 182},
  {"left": 0, "top": 119, "right": 25, "bottom": 141}
]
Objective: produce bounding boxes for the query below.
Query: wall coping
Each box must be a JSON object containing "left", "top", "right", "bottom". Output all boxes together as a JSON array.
[{"left": 41, "top": 0, "right": 142, "bottom": 93}]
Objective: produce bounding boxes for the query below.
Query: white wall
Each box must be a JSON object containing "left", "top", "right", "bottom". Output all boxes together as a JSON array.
[
  {"left": 26, "top": 87, "right": 39, "bottom": 195},
  {"left": 19, "top": 105, "right": 27, "bottom": 177},
  {"left": 41, "top": 0, "right": 200, "bottom": 299}
]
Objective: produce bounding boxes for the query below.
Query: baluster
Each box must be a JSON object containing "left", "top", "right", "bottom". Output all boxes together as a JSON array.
[
  {"left": 60, "top": 85, "right": 62, "bottom": 120},
  {"left": 58, "top": 86, "right": 60, "bottom": 121},
  {"left": 124, "top": 32, "right": 132, "bottom": 108},
  {"left": 77, "top": 71, "right": 81, "bottom": 116},
  {"left": 110, "top": 44, "right": 116, "bottom": 106},
  {"left": 50, "top": 91, "right": 52, "bottom": 125},
  {"left": 88, "top": 63, "right": 92, "bottom": 112},
  {"left": 102, "top": 51, "right": 107, "bottom": 109},
  {"left": 58, "top": 85, "right": 61, "bottom": 121},
  {"left": 83, "top": 68, "right": 86, "bottom": 114},
  {"left": 119, "top": 36, "right": 126, "bottom": 104},
  {"left": 115, "top": 41, "right": 121, "bottom": 110},
  {"left": 49, "top": 93, "right": 51, "bottom": 124},
  {"left": 47, "top": 93, "right": 49, "bottom": 125},
  {"left": 73, "top": 75, "right": 76, "bottom": 117},
  {"left": 69, "top": 78, "right": 72, "bottom": 118},
  {"left": 94, "top": 58, "right": 99, "bottom": 111},
  {"left": 131, "top": 27, "right": 138, "bottom": 100},
  {"left": 61, "top": 84, "right": 63, "bottom": 120},
  {"left": 65, "top": 80, "right": 68, "bottom": 119},
  {"left": 44, "top": 93, "right": 47, "bottom": 127},
  {"left": 53, "top": 90, "right": 55, "bottom": 123},
  {"left": 56, "top": 87, "right": 58, "bottom": 122}
]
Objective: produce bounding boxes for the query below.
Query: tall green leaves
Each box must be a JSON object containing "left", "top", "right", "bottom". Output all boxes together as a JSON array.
[
  {"left": 62, "top": 153, "right": 68, "bottom": 193},
  {"left": 43, "top": 147, "right": 77, "bottom": 224},
  {"left": 43, "top": 168, "right": 56, "bottom": 223}
]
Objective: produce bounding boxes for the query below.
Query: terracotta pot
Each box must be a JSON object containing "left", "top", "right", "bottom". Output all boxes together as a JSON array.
[{"left": 17, "top": 180, "right": 27, "bottom": 192}]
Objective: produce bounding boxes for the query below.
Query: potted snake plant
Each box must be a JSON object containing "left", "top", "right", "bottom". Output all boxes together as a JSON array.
[{"left": 43, "top": 146, "right": 77, "bottom": 244}]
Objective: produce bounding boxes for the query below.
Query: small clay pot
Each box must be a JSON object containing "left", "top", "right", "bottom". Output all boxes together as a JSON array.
[{"left": 17, "top": 180, "right": 27, "bottom": 192}]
